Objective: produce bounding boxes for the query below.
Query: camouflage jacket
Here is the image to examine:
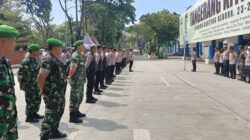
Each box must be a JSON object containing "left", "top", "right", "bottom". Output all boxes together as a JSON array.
[
  {"left": 40, "top": 54, "right": 67, "bottom": 98},
  {"left": 0, "top": 57, "right": 16, "bottom": 112},
  {"left": 69, "top": 52, "right": 85, "bottom": 85},
  {"left": 18, "top": 56, "right": 39, "bottom": 91}
]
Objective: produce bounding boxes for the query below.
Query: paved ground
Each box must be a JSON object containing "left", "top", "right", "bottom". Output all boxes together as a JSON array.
[{"left": 14, "top": 56, "right": 250, "bottom": 140}]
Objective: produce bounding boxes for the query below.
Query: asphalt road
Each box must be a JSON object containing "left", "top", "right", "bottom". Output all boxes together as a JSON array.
[{"left": 14, "top": 56, "right": 250, "bottom": 140}]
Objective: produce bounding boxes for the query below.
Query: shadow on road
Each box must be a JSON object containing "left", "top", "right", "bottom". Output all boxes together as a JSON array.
[
  {"left": 96, "top": 100, "right": 128, "bottom": 108},
  {"left": 17, "top": 121, "right": 31, "bottom": 130},
  {"left": 104, "top": 92, "right": 129, "bottom": 98},
  {"left": 116, "top": 77, "right": 130, "bottom": 81},
  {"left": 108, "top": 87, "right": 129, "bottom": 91},
  {"left": 111, "top": 83, "right": 130, "bottom": 87},
  {"left": 83, "top": 118, "right": 128, "bottom": 131},
  {"left": 60, "top": 122, "right": 79, "bottom": 132}
]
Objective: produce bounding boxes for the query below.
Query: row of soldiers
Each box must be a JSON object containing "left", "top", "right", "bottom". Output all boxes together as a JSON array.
[
  {"left": 213, "top": 43, "right": 250, "bottom": 82},
  {"left": 0, "top": 25, "right": 134, "bottom": 140}
]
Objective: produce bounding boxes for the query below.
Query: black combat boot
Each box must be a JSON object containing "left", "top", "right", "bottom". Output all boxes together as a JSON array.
[
  {"left": 33, "top": 113, "right": 44, "bottom": 119},
  {"left": 26, "top": 115, "right": 39, "bottom": 123},
  {"left": 76, "top": 110, "right": 86, "bottom": 118},
  {"left": 50, "top": 130, "right": 67, "bottom": 139},
  {"left": 69, "top": 111, "right": 83, "bottom": 123},
  {"left": 100, "top": 85, "right": 108, "bottom": 89},
  {"left": 94, "top": 91, "right": 102, "bottom": 95},
  {"left": 40, "top": 135, "right": 49, "bottom": 140}
]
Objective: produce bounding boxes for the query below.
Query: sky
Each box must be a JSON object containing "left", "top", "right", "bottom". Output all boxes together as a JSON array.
[{"left": 51, "top": 0, "right": 197, "bottom": 24}]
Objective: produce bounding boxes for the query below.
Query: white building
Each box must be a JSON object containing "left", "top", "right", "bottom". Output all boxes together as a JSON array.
[{"left": 179, "top": 0, "right": 250, "bottom": 63}]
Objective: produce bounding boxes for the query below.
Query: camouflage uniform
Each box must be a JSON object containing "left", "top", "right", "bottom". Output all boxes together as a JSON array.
[
  {"left": 69, "top": 52, "right": 85, "bottom": 112},
  {"left": 0, "top": 57, "right": 18, "bottom": 140},
  {"left": 18, "top": 56, "right": 41, "bottom": 116},
  {"left": 40, "top": 54, "right": 67, "bottom": 138}
]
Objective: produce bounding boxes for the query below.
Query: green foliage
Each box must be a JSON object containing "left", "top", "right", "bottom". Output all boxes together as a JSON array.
[
  {"left": 0, "top": 0, "right": 34, "bottom": 49},
  {"left": 85, "top": 0, "right": 136, "bottom": 47},
  {"left": 140, "top": 10, "right": 180, "bottom": 45},
  {"left": 20, "top": 0, "right": 53, "bottom": 48},
  {"left": 128, "top": 9, "right": 180, "bottom": 54}
]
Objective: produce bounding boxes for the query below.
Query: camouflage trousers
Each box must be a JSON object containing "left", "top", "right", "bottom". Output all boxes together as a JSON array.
[
  {"left": 40, "top": 96, "right": 65, "bottom": 138},
  {"left": 0, "top": 109, "right": 18, "bottom": 140},
  {"left": 69, "top": 82, "right": 84, "bottom": 112},
  {"left": 24, "top": 89, "right": 41, "bottom": 116}
]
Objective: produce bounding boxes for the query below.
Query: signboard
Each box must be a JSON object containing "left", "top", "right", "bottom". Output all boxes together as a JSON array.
[{"left": 180, "top": 0, "right": 250, "bottom": 47}]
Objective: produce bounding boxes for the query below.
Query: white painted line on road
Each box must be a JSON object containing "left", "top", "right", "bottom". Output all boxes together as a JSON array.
[
  {"left": 177, "top": 76, "right": 197, "bottom": 88},
  {"left": 67, "top": 132, "right": 78, "bottom": 140},
  {"left": 133, "top": 129, "right": 151, "bottom": 140},
  {"left": 160, "top": 77, "right": 170, "bottom": 86}
]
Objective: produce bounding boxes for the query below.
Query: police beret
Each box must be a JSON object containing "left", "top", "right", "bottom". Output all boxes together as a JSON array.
[
  {"left": 27, "top": 44, "right": 41, "bottom": 51},
  {"left": 0, "top": 25, "right": 19, "bottom": 38},
  {"left": 47, "top": 38, "right": 64, "bottom": 47},
  {"left": 73, "top": 40, "right": 83, "bottom": 47}
]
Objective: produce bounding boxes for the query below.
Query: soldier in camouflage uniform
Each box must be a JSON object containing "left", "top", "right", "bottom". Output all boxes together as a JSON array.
[
  {"left": 37, "top": 38, "right": 67, "bottom": 140},
  {"left": 18, "top": 44, "right": 44, "bottom": 123},
  {"left": 67, "top": 40, "right": 86, "bottom": 123},
  {"left": 0, "top": 25, "right": 19, "bottom": 140}
]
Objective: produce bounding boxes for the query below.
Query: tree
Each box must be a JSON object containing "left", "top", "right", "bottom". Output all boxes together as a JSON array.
[
  {"left": 127, "top": 22, "right": 156, "bottom": 55},
  {"left": 21, "top": 0, "right": 53, "bottom": 48},
  {"left": 0, "top": 0, "right": 34, "bottom": 48},
  {"left": 58, "top": 0, "right": 75, "bottom": 46},
  {"left": 140, "top": 10, "right": 180, "bottom": 54},
  {"left": 84, "top": 0, "right": 136, "bottom": 47}
]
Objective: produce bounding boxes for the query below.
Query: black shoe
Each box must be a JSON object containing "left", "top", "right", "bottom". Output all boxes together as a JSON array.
[
  {"left": 86, "top": 99, "right": 96, "bottom": 104},
  {"left": 76, "top": 110, "right": 86, "bottom": 118},
  {"left": 92, "top": 97, "right": 98, "bottom": 101},
  {"left": 33, "top": 113, "right": 44, "bottom": 119},
  {"left": 69, "top": 112, "right": 83, "bottom": 123},
  {"left": 97, "top": 89, "right": 103, "bottom": 92},
  {"left": 106, "top": 82, "right": 111, "bottom": 85},
  {"left": 94, "top": 92, "right": 102, "bottom": 95},
  {"left": 40, "top": 135, "right": 49, "bottom": 140},
  {"left": 129, "top": 70, "right": 133, "bottom": 72},
  {"left": 50, "top": 130, "right": 67, "bottom": 139},
  {"left": 26, "top": 116, "right": 39, "bottom": 123},
  {"left": 100, "top": 86, "right": 108, "bottom": 89},
  {"left": 100, "top": 87, "right": 107, "bottom": 89}
]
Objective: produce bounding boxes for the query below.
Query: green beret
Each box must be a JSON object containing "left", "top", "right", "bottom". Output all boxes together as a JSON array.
[
  {"left": 27, "top": 44, "right": 41, "bottom": 51},
  {"left": 73, "top": 40, "right": 83, "bottom": 47},
  {"left": 47, "top": 38, "right": 64, "bottom": 48},
  {"left": 0, "top": 25, "right": 19, "bottom": 38}
]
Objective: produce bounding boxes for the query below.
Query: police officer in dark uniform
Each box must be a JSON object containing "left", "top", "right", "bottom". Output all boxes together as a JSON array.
[
  {"left": 85, "top": 45, "right": 98, "bottom": 103},
  {"left": 100, "top": 46, "right": 108, "bottom": 89},
  {"left": 94, "top": 45, "right": 103, "bottom": 95}
]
